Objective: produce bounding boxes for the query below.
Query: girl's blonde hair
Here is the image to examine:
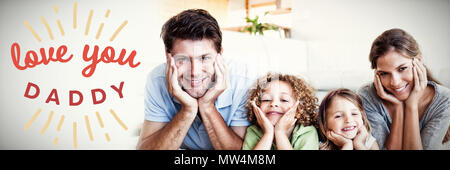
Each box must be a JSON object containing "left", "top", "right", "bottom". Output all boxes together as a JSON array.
[
  {"left": 246, "top": 73, "right": 318, "bottom": 127},
  {"left": 317, "top": 88, "right": 372, "bottom": 150}
]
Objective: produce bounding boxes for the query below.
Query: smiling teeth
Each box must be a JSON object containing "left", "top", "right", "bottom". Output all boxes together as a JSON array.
[
  {"left": 394, "top": 85, "right": 406, "bottom": 92},
  {"left": 343, "top": 127, "right": 355, "bottom": 131}
]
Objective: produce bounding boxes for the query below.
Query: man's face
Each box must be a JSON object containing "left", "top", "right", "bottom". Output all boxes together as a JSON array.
[{"left": 169, "top": 39, "right": 218, "bottom": 98}]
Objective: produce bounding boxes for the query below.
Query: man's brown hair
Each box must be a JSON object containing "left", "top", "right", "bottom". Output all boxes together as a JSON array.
[{"left": 161, "top": 9, "right": 222, "bottom": 53}]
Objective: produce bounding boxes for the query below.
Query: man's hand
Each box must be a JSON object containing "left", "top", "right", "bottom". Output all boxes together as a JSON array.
[
  {"left": 166, "top": 53, "right": 198, "bottom": 114},
  {"left": 198, "top": 54, "right": 228, "bottom": 108}
]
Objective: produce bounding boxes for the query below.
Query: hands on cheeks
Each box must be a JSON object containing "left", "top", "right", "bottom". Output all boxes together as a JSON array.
[
  {"left": 405, "top": 58, "right": 428, "bottom": 106},
  {"left": 166, "top": 53, "right": 228, "bottom": 114},
  {"left": 374, "top": 70, "right": 402, "bottom": 106},
  {"left": 275, "top": 101, "right": 299, "bottom": 136},
  {"left": 198, "top": 54, "right": 228, "bottom": 107},
  {"left": 251, "top": 100, "right": 274, "bottom": 135},
  {"left": 326, "top": 124, "right": 369, "bottom": 150},
  {"left": 251, "top": 100, "right": 299, "bottom": 137},
  {"left": 165, "top": 53, "right": 198, "bottom": 113}
]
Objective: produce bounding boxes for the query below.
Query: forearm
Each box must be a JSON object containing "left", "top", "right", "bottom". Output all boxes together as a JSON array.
[
  {"left": 274, "top": 131, "right": 293, "bottom": 150},
  {"left": 385, "top": 105, "right": 404, "bottom": 150},
  {"left": 199, "top": 104, "right": 244, "bottom": 150},
  {"left": 138, "top": 109, "right": 196, "bottom": 150},
  {"left": 403, "top": 104, "right": 423, "bottom": 150},
  {"left": 254, "top": 132, "right": 274, "bottom": 150}
]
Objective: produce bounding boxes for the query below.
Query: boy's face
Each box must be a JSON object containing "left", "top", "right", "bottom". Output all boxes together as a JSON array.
[
  {"left": 325, "top": 96, "right": 364, "bottom": 139},
  {"left": 259, "top": 80, "right": 295, "bottom": 126},
  {"left": 170, "top": 39, "right": 218, "bottom": 98}
]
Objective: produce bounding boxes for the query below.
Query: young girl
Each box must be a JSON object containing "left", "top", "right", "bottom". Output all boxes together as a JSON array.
[
  {"left": 318, "top": 88, "right": 379, "bottom": 150},
  {"left": 242, "top": 73, "right": 319, "bottom": 150}
]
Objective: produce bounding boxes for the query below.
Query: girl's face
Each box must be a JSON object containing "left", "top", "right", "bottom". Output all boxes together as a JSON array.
[
  {"left": 376, "top": 50, "right": 414, "bottom": 101},
  {"left": 325, "top": 96, "right": 364, "bottom": 139},
  {"left": 259, "top": 80, "right": 296, "bottom": 126}
]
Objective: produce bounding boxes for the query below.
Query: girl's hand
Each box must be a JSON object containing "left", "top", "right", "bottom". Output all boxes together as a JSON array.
[
  {"left": 251, "top": 100, "right": 274, "bottom": 135},
  {"left": 275, "top": 101, "right": 299, "bottom": 136},
  {"left": 353, "top": 124, "right": 369, "bottom": 150},
  {"left": 405, "top": 58, "right": 427, "bottom": 106},
  {"left": 326, "top": 130, "right": 353, "bottom": 150},
  {"left": 374, "top": 70, "right": 402, "bottom": 106}
]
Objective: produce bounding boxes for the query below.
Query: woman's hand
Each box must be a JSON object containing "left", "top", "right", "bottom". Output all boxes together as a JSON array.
[
  {"left": 326, "top": 130, "right": 353, "bottom": 150},
  {"left": 405, "top": 58, "right": 427, "bottom": 106},
  {"left": 374, "top": 70, "right": 402, "bottom": 106},
  {"left": 353, "top": 124, "right": 369, "bottom": 150}
]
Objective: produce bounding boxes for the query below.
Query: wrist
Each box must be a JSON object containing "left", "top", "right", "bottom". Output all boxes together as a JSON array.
[{"left": 181, "top": 105, "right": 198, "bottom": 116}]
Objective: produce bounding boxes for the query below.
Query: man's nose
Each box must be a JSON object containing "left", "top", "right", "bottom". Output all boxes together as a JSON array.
[{"left": 189, "top": 59, "right": 202, "bottom": 78}]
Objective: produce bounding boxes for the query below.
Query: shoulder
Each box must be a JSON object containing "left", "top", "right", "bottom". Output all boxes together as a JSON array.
[
  {"left": 147, "top": 63, "right": 166, "bottom": 80},
  {"left": 294, "top": 124, "right": 318, "bottom": 137},
  {"left": 356, "top": 82, "right": 377, "bottom": 100},
  {"left": 429, "top": 81, "right": 450, "bottom": 115}
]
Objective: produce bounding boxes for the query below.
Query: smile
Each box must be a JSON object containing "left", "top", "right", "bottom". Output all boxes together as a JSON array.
[
  {"left": 392, "top": 84, "right": 408, "bottom": 93},
  {"left": 341, "top": 126, "right": 356, "bottom": 132},
  {"left": 266, "top": 111, "right": 283, "bottom": 115}
]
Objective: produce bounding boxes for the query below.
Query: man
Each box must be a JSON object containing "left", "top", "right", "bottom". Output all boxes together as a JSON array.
[{"left": 137, "top": 9, "right": 254, "bottom": 150}]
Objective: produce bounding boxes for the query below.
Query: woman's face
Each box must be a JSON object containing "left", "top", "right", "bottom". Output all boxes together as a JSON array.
[
  {"left": 376, "top": 50, "right": 414, "bottom": 101},
  {"left": 325, "top": 96, "right": 364, "bottom": 139},
  {"left": 259, "top": 80, "right": 296, "bottom": 126}
]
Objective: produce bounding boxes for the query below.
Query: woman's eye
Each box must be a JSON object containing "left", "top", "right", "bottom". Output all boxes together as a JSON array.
[
  {"left": 378, "top": 72, "right": 387, "bottom": 76},
  {"left": 399, "top": 67, "right": 408, "bottom": 72},
  {"left": 281, "top": 99, "right": 289, "bottom": 102}
]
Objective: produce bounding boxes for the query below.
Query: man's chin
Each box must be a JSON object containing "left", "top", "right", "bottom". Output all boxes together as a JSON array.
[{"left": 185, "top": 89, "right": 207, "bottom": 99}]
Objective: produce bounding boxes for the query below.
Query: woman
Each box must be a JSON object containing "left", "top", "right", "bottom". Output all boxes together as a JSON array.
[{"left": 357, "top": 28, "right": 450, "bottom": 150}]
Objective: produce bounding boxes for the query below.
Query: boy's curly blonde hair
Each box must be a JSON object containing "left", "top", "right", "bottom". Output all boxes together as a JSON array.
[{"left": 246, "top": 73, "right": 318, "bottom": 127}]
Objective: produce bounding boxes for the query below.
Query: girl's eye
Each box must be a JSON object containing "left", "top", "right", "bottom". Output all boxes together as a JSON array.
[
  {"left": 261, "top": 99, "right": 271, "bottom": 102},
  {"left": 352, "top": 112, "right": 360, "bottom": 116},
  {"left": 399, "top": 67, "right": 408, "bottom": 72},
  {"left": 334, "top": 115, "right": 341, "bottom": 119}
]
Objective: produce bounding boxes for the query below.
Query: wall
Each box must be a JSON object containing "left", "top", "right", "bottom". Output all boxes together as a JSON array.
[{"left": 290, "top": 0, "right": 450, "bottom": 89}]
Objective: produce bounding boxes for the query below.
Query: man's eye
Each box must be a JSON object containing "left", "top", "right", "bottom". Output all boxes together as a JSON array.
[{"left": 202, "top": 56, "right": 211, "bottom": 61}]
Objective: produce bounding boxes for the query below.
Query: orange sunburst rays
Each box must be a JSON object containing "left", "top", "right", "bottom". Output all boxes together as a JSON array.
[{"left": 22, "top": 2, "right": 129, "bottom": 149}]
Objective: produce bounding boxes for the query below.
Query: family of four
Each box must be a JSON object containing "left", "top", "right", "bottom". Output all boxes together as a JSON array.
[{"left": 137, "top": 9, "right": 450, "bottom": 150}]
